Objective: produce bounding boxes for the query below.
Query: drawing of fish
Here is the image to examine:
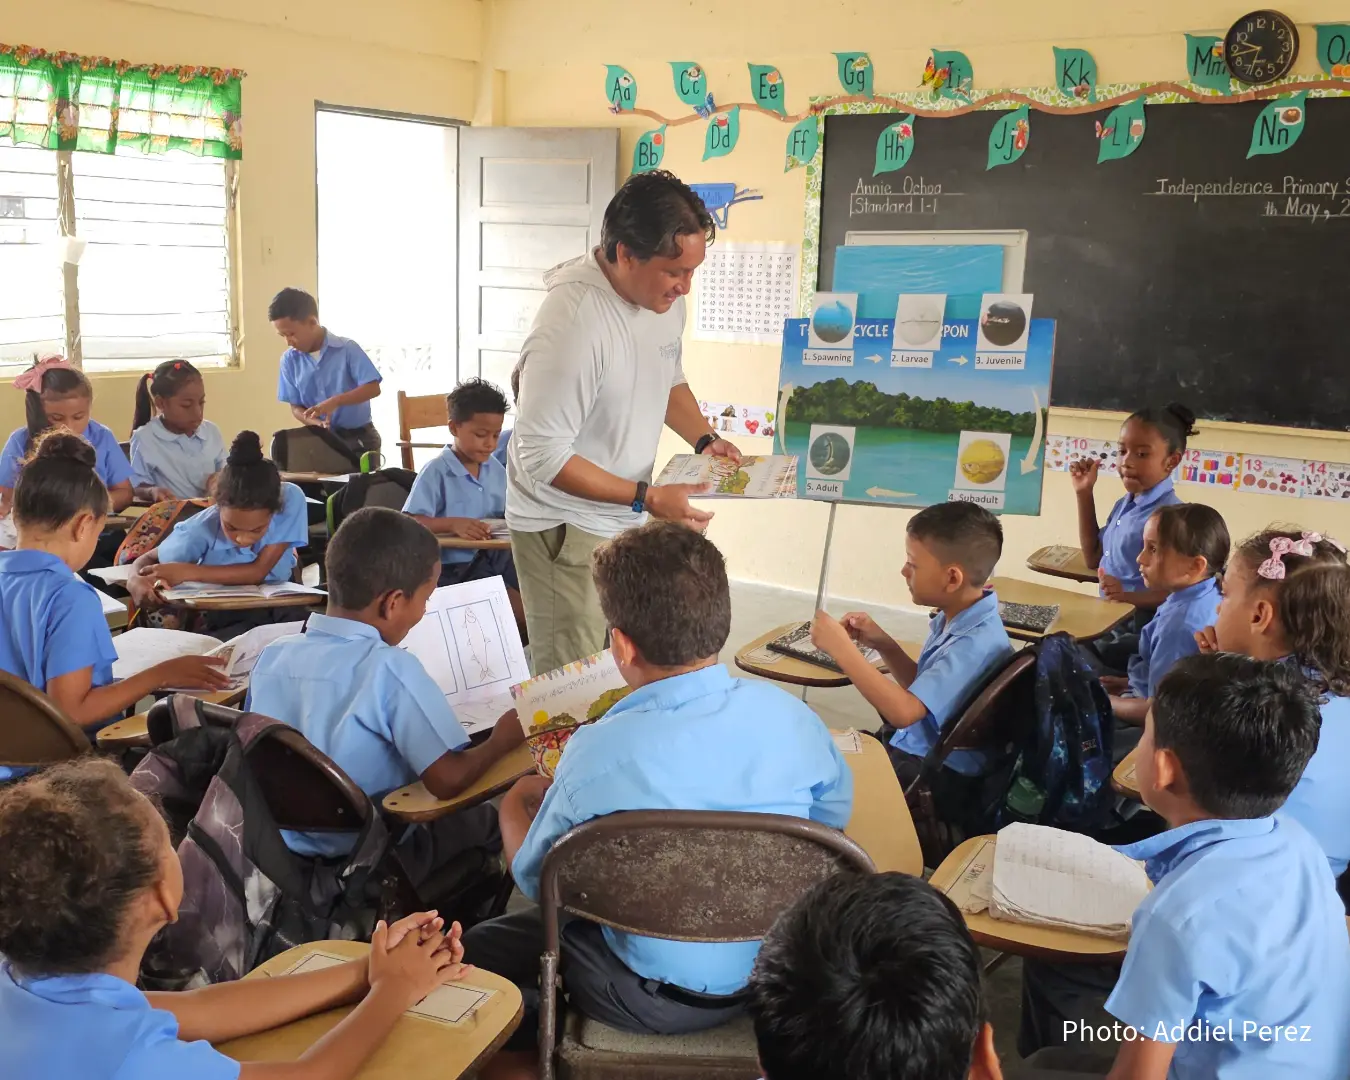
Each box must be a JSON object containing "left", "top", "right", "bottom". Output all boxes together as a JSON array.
[{"left": 463, "top": 606, "right": 494, "bottom": 681}]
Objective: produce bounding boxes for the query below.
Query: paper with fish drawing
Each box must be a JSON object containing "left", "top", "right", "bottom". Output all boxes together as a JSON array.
[
  {"left": 400, "top": 577, "right": 529, "bottom": 715},
  {"left": 512, "top": 650, "right": 633, "bottom": 778},
  {"left": 654, "top": 454, "right": 798, "bottom": 498}
]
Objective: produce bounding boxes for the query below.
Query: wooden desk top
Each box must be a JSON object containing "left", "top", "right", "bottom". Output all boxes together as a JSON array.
[
  {"left": 438, "top": 535, "right": 512, "bottom": 551},
  {"left": 216, "top": 940, "right": 523, "bottom": 1080},
  {"left": 174, "top": 592, "right": 326, "bottom": 612},
  {"left": 1026, "top": 545, "right": 1098, "bottom": 584},
  {"left": 279, "top": 471, "right": 351, "bottom": 485},
  {"left": 734, "top": 622, "right": 917, "bottom": 689},
  {"left": 1113, "top": 748, "right": 1140, "bottom": 800},
  {"left": 383, "top": 733, "right": 923, "bottom": 877},
  {"left": 384, "top": 744, "right": 534, "bottom": 822},
  {"left": 988, "top": 576, "right": 1132, "bottom": 643},
  {"left": 930, "top": 835, "right": 1130, "bottom": 962},
  {"left": 95, "top": 687, "right": 248, "bottom": 749}
]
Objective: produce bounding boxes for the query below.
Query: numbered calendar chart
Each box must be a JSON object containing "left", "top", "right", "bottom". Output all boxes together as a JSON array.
[{"left": 693, "top": 241, "right": 798, "bottom": 344}]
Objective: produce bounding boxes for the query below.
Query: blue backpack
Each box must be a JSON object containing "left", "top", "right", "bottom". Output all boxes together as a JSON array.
[{"left": 995, "top": 632, "right": 1115, "bottom": 830}]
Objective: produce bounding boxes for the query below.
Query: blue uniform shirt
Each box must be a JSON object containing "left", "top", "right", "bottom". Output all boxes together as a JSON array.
[
  {"left": 1127, "top": 577, "right": 1221, "bottom": 700},
  {"left": 0, "top": 420, "right": 133, "bottom": 491},
  {"left": 893, "top": 590, "right": 1014, "bottom": 775},
  {"left": 1282, "top": 690, "right": 1350, "bottom": 877},
  {"left": 493, "top": 428, "right": 511, "bottom": 466},
  {"left": 156, "top": 482, "right": 308, "bottom": 583},
  {"left": 0, "top": 962, "right": 240, "bottom": 1080},
  {"left": 1107, "top": 816, "right": 1350, "bottom": 1080},
  {"left": 276, "top": 333, "right": 381, "bottom": 430},
  {"left": 1098, "top": 477, "right": 1182, "bottom": 594},
  {"left": 247, "top": 613, "right": 471, "bottom": 856},
  {"left": 512, "top": 664, "right": 853, "bottom": 996},
  {"left": 130, "top": 417, "right": 226, "bottom": 499},
  {"left": 403, "top": 447, "right": 507, "bottom": 566}
]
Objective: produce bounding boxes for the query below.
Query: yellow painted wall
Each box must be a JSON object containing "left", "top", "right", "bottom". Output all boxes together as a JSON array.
[
  {"left": 489, "top": 0, "right": 1350, "bottom": 605},
  {"left": 1, "top": 0, "right": 482, "bottom": 444}
]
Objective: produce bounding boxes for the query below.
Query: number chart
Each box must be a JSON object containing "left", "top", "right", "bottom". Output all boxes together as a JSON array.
[{"left": 694, "top": 241, "right": 798, "bottom": 344}]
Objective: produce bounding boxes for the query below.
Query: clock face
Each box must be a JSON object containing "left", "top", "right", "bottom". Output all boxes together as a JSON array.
[{"left": 1224, "top": 10, "right": 1300, "bottom": 85}]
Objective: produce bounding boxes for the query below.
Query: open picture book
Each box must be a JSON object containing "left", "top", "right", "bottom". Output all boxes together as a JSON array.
[
  {"left": 511, "top": 650, "right": 632, "bottom": 777},
  {"left": 112, "top": 622, "right": 307, "bottom": 690},
  {"left": 654, "top": 454, "right": 798, "bottom": 498}
]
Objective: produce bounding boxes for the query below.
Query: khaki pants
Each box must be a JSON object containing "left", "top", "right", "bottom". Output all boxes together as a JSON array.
[{"left": 510, "top": 524, "right": 608, "bottom": 675}]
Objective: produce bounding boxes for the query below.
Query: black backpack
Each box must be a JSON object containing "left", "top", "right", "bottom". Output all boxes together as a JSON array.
[
  {"left": 269, "top": 425, "right": 363, "bottom": 474},
  {"left": 130, "top": 696, "right": 395, "bottom": 988},
  {"left": 994, "top": 632, "right": 1115, "bottom": 832},
  {"left": 325, "top": 467, "right": 417, "bottom": 532}
]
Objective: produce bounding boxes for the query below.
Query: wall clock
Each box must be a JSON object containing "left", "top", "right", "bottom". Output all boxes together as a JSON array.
[{"left": 1223, "top": 10, "right": 1300, "bottom": 85}]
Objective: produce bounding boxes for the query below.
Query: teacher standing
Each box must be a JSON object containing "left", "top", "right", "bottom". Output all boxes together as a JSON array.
[{"left": 506, "top": 171, "right": 740, "bottom": 674}]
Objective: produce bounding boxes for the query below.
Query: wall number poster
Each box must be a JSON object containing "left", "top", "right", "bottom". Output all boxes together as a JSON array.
[{"left": 693, "top": 241, "right": 799, "bottom": 343}]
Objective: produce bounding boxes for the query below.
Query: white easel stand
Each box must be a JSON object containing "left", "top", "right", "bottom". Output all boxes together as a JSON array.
[{"left": 802, "top": 500, "right": 839, "bottom": 703}]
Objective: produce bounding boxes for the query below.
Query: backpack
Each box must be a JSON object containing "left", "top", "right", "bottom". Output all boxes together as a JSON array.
[
  {"left": 114, "top": 498, "right": 209, "bottom": 565},
  {"left": 270, "top": 425, "right": 363, "bottom": 474},
  {"left": 130, "top": 695, "right": 394, "bottom": 988},
  {"left": 325, "top": 467, "right": 417, "bottom": 532},
  {"left": 993, "top": 633, "right": 1115, "bottom": 832}
]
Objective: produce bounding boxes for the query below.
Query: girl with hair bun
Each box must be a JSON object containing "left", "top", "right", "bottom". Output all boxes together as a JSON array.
[
  {"left": 0, "top": 432, "right": 227, "bottom": 752},
  {"left": 129, "top": 360, "right": 225, "bottom": 501}
]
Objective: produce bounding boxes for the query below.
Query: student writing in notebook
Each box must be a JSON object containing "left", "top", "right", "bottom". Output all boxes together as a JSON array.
[
  {"left": 0, "top": 434, "right": 227, "bottom": 759},
  {"left": 0, "top": 759, "right": 471, "bottom": 1080},
  {"left": 1021, "top": 655, "right": 1350, "bottom": 1080},
  {"left": 748, "top": 872, "right": 1004, "bottom": 1080},
  {"left": 810, "top": 501, "right": 1013, "bottom": 788},
  {"left": 1199, "top": 529, "right": 1350, "bottom": 879}
]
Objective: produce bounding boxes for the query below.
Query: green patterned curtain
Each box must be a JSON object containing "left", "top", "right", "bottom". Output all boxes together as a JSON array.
[{"left": 0, "top": 44, "right": 244, "bottom": 158}]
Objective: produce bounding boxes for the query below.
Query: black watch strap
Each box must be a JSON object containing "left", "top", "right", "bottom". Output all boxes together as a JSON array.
[
  {"left": 631, "top": 480, "right": 649, "bottom": 513},
  {"left": 695, "top": 433, "right": 715, "bottom": 455}
]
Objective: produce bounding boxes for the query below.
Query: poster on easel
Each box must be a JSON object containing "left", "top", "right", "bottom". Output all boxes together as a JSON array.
[{"left": 777, "top": 291, "right": 1053, "bottom": 515}]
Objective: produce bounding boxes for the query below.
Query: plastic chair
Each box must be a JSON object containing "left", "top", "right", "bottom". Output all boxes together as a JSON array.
[
  {"left": 0, "top": 671, "right": 90, "bottom": 770},
  {"left": 905, "top": 648, "right": 1039, "bottom": 868},
  {"left": 537, "top": 810, "right": 875, "bottom": 1080},
  {"left": 396, "top": 390, "right": 451, "bottom": 470}
]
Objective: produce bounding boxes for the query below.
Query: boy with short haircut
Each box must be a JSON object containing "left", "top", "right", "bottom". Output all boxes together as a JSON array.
[
  {"left": 1023, "top": 654, "right": 1350, "bottom": 1079},
  {"left": 462, "top": 521, "right": 852, "bottom": 1062},
  {"left": 247, "top": 507, "right": 524, "bottom": 883},
  {"left": 269, "top": 286, "right": 383, "bottom": 457},
  {"left": 402, "top": 377, "right": 522, "bottom": 627},
  {"left": 811, "top": 501, "right": 1013, "bottom": 786},
  {"left": 748, "top": 872, "right": 1003, "bottom": 1080}
]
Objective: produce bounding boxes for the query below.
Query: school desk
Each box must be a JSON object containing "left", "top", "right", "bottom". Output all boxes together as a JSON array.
[
  {"left": 216, "top": 939, "right": 523, "bottom": 1080},
  {"left": 94, "top": 687, "right": 248, "bottom": 749},
  {"left": 1112, "top": 748, "right": 1140, "bottom": 800},
  {"left": 171, "top": 592, "right": 326, "bottom": 613},
  {"left": 930, "top": 834, "right": 1130, "bottom": 962},
  {"left": 438, "top": 536, "right": 512, "bottom": 552},
  {"left": 382, "top": 733, "right": 924, "bottom": 877},
  {"left": 1026, "top": 545, "right": 1097, "bottom": 584},
  {"left": 734, "top": 623, "right": 918, "bottom": 689},
  {"left": 279, "top": 471, "right": 352, "bottom": 485},
  {"left": 987, "top": 577, "right": 1132, "bottom": 643}
]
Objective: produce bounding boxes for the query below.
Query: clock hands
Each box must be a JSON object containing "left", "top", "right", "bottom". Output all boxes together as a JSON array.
[{"left": 1229, "top": 40, "right": 1263, "bottom": 61}]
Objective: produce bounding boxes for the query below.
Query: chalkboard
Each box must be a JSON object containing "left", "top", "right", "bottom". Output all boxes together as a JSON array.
[{"left": 817, "top": 99, "right": 1350, "bottom": 430}]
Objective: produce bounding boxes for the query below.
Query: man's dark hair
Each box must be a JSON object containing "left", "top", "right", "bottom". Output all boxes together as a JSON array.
[
  {"left": 1153, "top": 653, "right": 1320, "bottom": 819},
  {"left": 592, "top": 520, "right": 730, "bottom": 666},
  {"left": 749, "top": 872, "right": 985, "bottom": 1080},
  {"left": 448, "top": 377, "right": 509, "bottom": 424},
  {"left": 600, "top": 170, "right": 715, "bottom": 262},
  {"left": 907, "top": 501, "right": 1003, "bottom": 586},
  {"left": 267, "top": 286, "right": 318, "bottom": 322},
  {"left": 327, "top": 506, "right": 440, "bottom": 610}
]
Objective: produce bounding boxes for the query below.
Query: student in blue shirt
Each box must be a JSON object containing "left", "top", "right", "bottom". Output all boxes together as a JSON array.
[
  {"left": 811, "top": 501, "right": 1013, "bottom": 788},
  {"left": 0, "top": 357, "right": 133, "bottom": 515},
  {"left": 269, "top": 287, "right": 382, "bottom": 458},
  {"left": 0, "top": 433, "right": 226, "bottom": 750},
  {"left": 129, "top": 360, "right": 226, "bottom": 501},
  {"left": 0, "top": 758, "right": 472, "bottom": 1080},
  {"left": 404, "top": 378, "right": 523, "bottom": 629},
  {"left": 1021, "top": 655, "right": 1350, "bottom": 1080},
  {"left": 748, "top": 873, "right": 1005, "bottom": 1080},
  {"left": 1206, "top": 529, "right": 1350, "bottom": 879},
  {"left": 247, "top": 507, "right": 520, "bottom": 877},
  {"left": 461, "top": 521, "right": 852, "bottom": 1067},
  {"left": 1108, "top": 503, "right": 1228, "bottom": 732}
]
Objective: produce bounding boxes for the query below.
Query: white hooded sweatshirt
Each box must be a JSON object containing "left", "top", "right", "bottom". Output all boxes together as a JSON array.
[{"left": 506, "top": 249, "right": 687, "bottom": 538}]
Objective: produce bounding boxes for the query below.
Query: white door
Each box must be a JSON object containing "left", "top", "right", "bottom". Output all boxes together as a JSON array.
[{"left": 458, "top": 128, "right": 617, "bottom": 394}]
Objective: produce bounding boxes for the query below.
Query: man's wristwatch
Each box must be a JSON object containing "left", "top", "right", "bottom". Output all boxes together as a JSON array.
[
  {"left": 632, "top": 480, "right": 649, "bottom": 514},
  {"left": 695, "top": 433, "right": 716, "bottom": 455}
]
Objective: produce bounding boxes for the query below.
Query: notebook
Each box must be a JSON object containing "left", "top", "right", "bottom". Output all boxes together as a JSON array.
[
  {"left": 998, "top": 601, "right": 1059, "bottom": 633},
  {"left": 158, "top": 582, "right": 326, "bottom": 602},
  {"left": 989, "top": 823, "right": 1150, "bottom": 939},
  {"left": 276, "top": 950, "right": 495, "bottom": 1024},
  {"left": 765, "top": 621, "right": 881, "bottom": 673}
]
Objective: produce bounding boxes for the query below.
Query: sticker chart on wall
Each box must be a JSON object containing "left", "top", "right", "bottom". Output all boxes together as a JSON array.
[{"left": 694, "top": 241, "right": 799, "bottom": 343}]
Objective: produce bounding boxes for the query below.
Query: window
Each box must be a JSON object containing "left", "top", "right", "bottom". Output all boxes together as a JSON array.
[{"left": 0, "top": 144, "right": 238, "bottom": 373}]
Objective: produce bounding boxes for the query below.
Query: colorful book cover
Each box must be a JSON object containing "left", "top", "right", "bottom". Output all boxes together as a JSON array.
[
  {"left": 511, "top": 650, "right": 632, "bottom": 777},
  {"left": 653, "top": 453, "right": 798, "bottom": 498}
]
